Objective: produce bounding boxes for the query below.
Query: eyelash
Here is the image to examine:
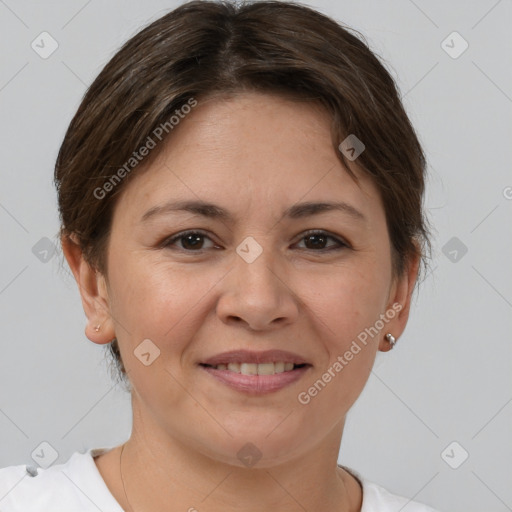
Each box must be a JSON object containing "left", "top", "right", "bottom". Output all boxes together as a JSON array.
[{"left": 161, "top": 229, "right": 349, "bottom": 253}]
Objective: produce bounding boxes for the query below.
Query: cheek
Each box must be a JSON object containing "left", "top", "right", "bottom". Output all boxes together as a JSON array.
[
  {"left": 302, "top": 263, "right": 387, "bottom": 389},
  {"left": 106, "top": 258, "right": 205, "bottom": 409},
  {"left": 311, "top": 262, "right": 390, "bottom": 343},
  {"left": 108, "top": 254, "right": 205, "bottom": 336},
  {"left": 295, "top": 276, "right": 383, "bottom": 422},
  {"left": 106, "top": 255, "right": 226, "bottom": 392}
]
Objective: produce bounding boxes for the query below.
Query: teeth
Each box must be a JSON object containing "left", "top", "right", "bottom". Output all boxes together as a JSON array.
[
  {"left": 240, "top": 363, "right": 258, "bottom": 375},
  {"left": 274, "top": 362, "right": 285, "bottom": 373},
  {"left": 256, "top": 363, "right": 274, "bottom": 375},
  {"left": 212, "top": 362, "right": 301, "bottom": 375}
]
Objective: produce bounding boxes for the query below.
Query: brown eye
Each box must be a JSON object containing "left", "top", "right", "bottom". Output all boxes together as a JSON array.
[
  {"left": 296, "top": 230, "right": 347, "bottom": 251},
  {"left": 180, "top": 233, "right": 205, "bottom": 250},
  {"left": 164, "top": 231, "right": 216, "bottom": 251}
]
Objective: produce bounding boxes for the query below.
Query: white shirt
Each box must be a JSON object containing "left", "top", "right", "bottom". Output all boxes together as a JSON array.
[{"left": 0, "top": 447, "right": 441, "bottom": 511}]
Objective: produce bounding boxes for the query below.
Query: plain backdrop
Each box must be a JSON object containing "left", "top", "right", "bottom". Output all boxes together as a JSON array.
[{"left": 0, "top": 1, "right": 511, "bottom": 511}]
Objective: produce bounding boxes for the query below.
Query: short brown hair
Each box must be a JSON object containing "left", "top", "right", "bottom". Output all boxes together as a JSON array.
[{"left": 55, "top": 0, "right": 431, "bottom": 388}]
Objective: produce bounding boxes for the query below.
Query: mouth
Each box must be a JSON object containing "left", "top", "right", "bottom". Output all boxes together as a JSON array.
[
  {"left": 198, "top": 350, "right": 312, "bottom": 395},
  {"left": 199, "top": 361, "right": 309, "bottom": 375}
]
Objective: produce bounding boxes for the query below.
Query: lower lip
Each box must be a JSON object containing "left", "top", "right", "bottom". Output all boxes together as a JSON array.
[{"left": 199, "top": 365, "right": 311, "bottom": 395}]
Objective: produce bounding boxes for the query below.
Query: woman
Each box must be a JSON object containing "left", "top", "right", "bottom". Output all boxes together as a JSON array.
[{"left": 0, "top": 1, "right": 441, "bottom": 510}]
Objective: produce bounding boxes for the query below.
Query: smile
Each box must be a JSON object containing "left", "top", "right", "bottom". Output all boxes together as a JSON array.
[
  {"left": 199, "top": 362, "right": 311, "bottom": 394},
  {"left": 202, "top": 362, "right": 306, "bottom": 375}
]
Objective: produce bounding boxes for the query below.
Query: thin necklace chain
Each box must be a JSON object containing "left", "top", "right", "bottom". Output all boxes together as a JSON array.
[
  {"left": 120, "top": 443, "right": 136, "bottom": 512},
  {"left": 118, "top": 444, "right": 359, "bottom": 511}
]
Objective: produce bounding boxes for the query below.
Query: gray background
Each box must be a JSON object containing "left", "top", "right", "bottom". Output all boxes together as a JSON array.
[{"left": 0, "top": 1, "right": 511, "bottom": 511}]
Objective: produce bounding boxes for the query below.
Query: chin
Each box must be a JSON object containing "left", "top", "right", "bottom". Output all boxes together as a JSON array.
[{"left": 194, "top": 423, "right": 311, "bottom": 469}]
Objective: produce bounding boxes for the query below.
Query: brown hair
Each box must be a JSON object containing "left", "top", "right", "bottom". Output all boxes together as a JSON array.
[{"left": 54, "top": 0, "right": 431, "bottom": 389}]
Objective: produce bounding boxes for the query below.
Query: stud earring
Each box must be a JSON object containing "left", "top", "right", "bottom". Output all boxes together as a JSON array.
[
  {"left": 385, "top": 333, "right": 396, "bottom": 348},
  {"left": 94, "top": 324, "right": 101, "bottom": 332}
]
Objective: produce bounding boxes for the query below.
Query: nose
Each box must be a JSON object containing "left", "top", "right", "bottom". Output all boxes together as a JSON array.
[{"left": 216, "top": 243, "right": 299, "bottom": 331}]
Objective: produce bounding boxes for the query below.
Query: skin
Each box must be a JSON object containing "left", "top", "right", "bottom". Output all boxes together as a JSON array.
[{"left": 63, "top": 91, "right": 419, "bottom": 512}]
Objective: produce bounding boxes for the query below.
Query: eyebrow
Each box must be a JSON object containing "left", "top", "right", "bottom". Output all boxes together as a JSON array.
[{"left": 140, "top": 200, "right": 367, "bottom": 223}]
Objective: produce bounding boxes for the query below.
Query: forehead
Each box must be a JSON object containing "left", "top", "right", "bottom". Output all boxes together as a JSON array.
[{"left": 112, "top": 92, "right": 383, "bottom": 228}]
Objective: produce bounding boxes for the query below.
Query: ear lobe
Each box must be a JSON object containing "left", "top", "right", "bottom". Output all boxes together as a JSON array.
[
  {"left": 61, "top": 233, "right": 115, "bottom": 345},
  {"left": 378, "top": 251, "right": 421, "bottom": 352}
]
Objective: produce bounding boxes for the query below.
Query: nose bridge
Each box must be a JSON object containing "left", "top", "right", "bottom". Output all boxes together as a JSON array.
[
  {"left": 234, "top": 234, "right": 284, "bottom": 300},
  {"left": 216, "top": 234, "right": 298, "bottom": 329}
]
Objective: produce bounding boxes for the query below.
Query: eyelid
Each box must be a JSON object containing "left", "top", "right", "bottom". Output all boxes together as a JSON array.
[
  {"left": 161, "top": 229, "right": 217, "bottom": 250},
  {"left": 162, "top": 228, "right": 350, "bottom": 252},
  {"left": 294, "top": 229, "right": 350, "bottom": 250}
]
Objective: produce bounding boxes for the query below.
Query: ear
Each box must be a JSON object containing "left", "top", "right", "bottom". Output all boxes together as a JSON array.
[
  {"left": 61, "top": 233, "right": 116, "bottom": 345},
  {"left": 378, "top": 248, "right": 421, "bottom": 352}
]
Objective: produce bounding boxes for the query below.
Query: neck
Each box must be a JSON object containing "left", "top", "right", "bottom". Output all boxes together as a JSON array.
[{"left": 114, "top": 398, "right": 362, "bottom": 512}]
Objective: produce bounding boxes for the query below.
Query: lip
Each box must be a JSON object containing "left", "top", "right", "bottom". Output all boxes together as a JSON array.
[
  {"left": 200, "top": 349, "right": 310, "bottom": 366},
  {"left": 199, "top": 364, "right": 311, "bottom": 395}
]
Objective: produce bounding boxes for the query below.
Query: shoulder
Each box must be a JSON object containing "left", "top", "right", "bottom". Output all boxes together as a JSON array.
[
  {"left": 342, "top": 466, "right": 442, "bottom": 512},
  {"left": 0, "top": 459, "right": 82, "bottom": 512},
  {"left": 361, "top": 479, "right": 442, "bottom": 511},
  {"left": 0, "top": 448, "right": 123, "bottom": 512}
]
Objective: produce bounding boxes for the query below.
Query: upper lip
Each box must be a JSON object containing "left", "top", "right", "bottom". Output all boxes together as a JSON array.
[{"left": 200, "top": 349, "right": 310, "bottom": 366}]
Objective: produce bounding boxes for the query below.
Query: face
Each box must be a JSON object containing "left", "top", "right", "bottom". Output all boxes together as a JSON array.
[{"left": 73, "top": 92, "right": 416, "bottom": 468}]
